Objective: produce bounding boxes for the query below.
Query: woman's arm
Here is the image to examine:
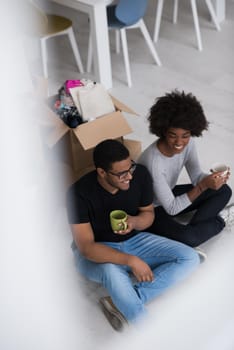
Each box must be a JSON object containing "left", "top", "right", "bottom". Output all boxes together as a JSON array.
[
  {"left": 185, "top": 139, "right": 227, "bottom": 201},
  {"left": 185, "top": 138, "right": 206, "bottom": 185}
]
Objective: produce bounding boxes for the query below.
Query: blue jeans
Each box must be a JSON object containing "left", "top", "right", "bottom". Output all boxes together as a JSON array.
[{"left": 72, "top": 232, "right": 199, "bottom": 323}]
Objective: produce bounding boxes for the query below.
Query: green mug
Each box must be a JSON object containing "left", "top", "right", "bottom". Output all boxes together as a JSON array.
[{"left": 110, "top": 210, "right": 128, "bottom": 232}]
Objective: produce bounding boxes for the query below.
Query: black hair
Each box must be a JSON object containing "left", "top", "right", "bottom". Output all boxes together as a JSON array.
[
  {"left": 148, "top": 90, "right": 209, "bottom": 138},
  {"left": 93, "top": 139, "right": 130, "bottom": 171}
]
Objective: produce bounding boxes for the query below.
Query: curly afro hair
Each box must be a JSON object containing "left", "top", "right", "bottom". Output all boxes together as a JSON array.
[{"left": 148, "top": 90, "right": 209, "bottom": 138}]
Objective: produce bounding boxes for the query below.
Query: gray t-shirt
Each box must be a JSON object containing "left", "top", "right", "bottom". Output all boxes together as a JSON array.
[{"left": 138, "top": 138, "right": 206, "bottom": 215}]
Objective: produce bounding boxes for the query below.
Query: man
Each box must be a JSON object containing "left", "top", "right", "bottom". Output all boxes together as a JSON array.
[{"left": 66, "top": 139, "right": 199, "bottom": 331}]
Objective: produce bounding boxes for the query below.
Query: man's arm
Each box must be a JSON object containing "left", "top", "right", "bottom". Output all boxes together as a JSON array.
[
  {"left": 71, "top": 222, "right": 132, "bottom": 264},
  {"left": 118, "top": 204, "right": 154, "bottom": 234},
  {"left": 71, "top": 222, "right": 154, "bottom": 282}
]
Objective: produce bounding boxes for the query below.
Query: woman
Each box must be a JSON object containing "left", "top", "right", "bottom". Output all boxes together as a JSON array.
[{"left": 139, "top": 90, "right": 233, "bottom": 247}]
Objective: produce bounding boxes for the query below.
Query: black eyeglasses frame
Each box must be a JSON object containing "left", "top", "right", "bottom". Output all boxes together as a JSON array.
[{"left": 107, "top": 161, "right": 137, "bottom": 180}]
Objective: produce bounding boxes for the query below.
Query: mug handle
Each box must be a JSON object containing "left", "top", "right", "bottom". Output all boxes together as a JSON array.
[{"left": 119, "top": 220, "right": 128, "bottom": 230}]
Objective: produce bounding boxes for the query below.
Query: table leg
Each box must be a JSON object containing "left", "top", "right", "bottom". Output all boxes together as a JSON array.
[
  {"left": 89, "top": 3, "right": 112, "bottom": 89},
  {"left": 212, "top": 0, "right": 226, "bottom": 22}
]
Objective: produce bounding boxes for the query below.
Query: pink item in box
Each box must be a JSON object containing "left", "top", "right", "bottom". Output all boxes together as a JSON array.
[{"left": 65, "top": 80, "right": 84, "bottom": 94}]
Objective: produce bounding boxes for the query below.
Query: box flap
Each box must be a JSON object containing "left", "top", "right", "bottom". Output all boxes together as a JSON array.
[
  {"left": 46, "top": 119, "right": 70, "bottom": 148},
  {"left": 39, "top": 104, "right": 62, "bottom": 127},
  {"left": 110, "top": 95, "right": 139, "bottom": 116},
  {"left": 72, "top": 111, "right": 132, "bottom": 150}
]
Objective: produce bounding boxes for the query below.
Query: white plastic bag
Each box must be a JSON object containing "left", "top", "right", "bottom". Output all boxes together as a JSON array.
[{"left": 69, "top": 81, "right": 115, "bottom": 122}]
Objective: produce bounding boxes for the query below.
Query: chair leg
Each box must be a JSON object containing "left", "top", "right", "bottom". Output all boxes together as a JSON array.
[
  {"left": 173, "top": 0, "right": 179, "bottom": 24},
  {"left": 67, "top": 27, "right": 84, "bottom": 73},
  {"left": 139, "top": 20, "right": 162, "bottom": 66},
  {"left": 153, "top": 0, "right": 164, "bottom": 43},
  {"left": 40, "top": 37, "right": 48, "bottom": 78},
  {"left": 190, "top": 0, "right": 203, "bottom": 51},
  {"left": 205, "top": 0, "right": 221, "bottom": 31},
  {"left": 120, "top": 29, "right": 132, "bottom": 88},
  {"left": 115, "top": 30, "right": 120, "bottom": 54},
  {"left": 87, "top": 31, "right": 93, "bottom": 73}
]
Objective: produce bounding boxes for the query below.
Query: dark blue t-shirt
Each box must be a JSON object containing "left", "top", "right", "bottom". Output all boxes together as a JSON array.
[{"left": 66, "top": 164, "right": 153, "bottom": 242}]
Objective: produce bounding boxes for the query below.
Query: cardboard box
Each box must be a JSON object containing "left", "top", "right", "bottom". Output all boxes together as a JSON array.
[{"left": 40, "top": 94, "right": 141, "bottom": 175}]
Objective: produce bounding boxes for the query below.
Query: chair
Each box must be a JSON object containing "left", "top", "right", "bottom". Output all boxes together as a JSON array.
[
  {"left": 29, "top": 1, "right": 84, "bottom": 78},
  {"left": 87, "top": 0, "right": 161, "bottom": 88},
  {"left": 153, "top": 0, "right": 221, "bottom": 51}
]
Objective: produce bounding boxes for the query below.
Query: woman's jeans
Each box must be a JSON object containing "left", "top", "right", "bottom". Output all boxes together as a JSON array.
[
  {"left": 148, "top": 184, "right": 232, "bottom": 247},
  {"left": 72, "top": 232, "right": 199, "bottom": 323}
]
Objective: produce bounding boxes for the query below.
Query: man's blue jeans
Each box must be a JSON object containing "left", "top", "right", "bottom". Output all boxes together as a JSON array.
[{"left": 72, "top": 232, "right": 199, "bottom": 323}]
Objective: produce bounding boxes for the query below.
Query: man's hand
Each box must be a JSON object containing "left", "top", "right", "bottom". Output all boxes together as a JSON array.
[
  {"left": 113, "top": 215, "right": 135, "bottom": 235},
  {"left": 113, "top": 205, "right": 154, "bottom": 235},
  {"left": 127, "top": 255, "right": 154, "bottom": 282}
]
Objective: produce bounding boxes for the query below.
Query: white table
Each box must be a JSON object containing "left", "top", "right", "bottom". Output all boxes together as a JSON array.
[
  {"left": 51, "top": 0, "right": 226, "bottom": 90},
  {"left": 51, "top": 0, "right": 113, "bottom": 89}
]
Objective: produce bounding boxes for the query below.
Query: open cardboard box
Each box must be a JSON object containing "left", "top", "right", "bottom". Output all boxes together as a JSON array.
[{"left": 39, "top": 93, "right": 142, "bottom": 180}]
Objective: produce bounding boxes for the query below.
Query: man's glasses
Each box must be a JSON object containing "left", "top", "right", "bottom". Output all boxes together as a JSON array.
[{"left": 108, "top": 161, "right": 137, "bottom": 180}]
